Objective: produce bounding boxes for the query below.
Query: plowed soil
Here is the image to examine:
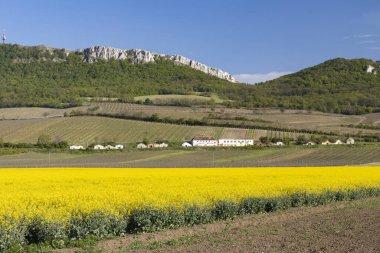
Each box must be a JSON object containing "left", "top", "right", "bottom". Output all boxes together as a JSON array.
[{"left": 58, "top": 197, "right": 380, "bottom": 253}]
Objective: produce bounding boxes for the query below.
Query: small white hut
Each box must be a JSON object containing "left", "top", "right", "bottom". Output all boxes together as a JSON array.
[
  {"left": 93, "top": 144, "right": 106, "bottom": 150},
  {"left": 115, "top": 144, "right": 124, "bottom": 150},
  {"left": 69, "top": 145, "right": 84, "bottom": 150},
  {"left": 137, "top": 143, "right": 147, "bottom": 149},
  {"left": 182, "top": 142, "right": 192, "bottom": 148}
]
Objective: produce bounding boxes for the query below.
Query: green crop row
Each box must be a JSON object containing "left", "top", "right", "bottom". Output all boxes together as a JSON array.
[{"left": 1, "top": 187, "right": 379, "bottom": 252}]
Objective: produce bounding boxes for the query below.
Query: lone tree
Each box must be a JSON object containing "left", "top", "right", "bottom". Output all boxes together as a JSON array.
[{"left": 37, "top": 134, "right": 52, "bottom": 147}]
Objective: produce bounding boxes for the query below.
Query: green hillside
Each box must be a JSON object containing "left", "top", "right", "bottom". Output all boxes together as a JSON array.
[
  {"left": 0, "top": 44, "right": 379, "bottom": 114},
  {"left": 247, "top": 58, "right": 380, "bottom": 114},
  {"left": 0, "top": 44, "right": 241, "bottom": 108}
]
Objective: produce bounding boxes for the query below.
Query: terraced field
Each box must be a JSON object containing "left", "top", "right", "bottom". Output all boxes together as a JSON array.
[
  {"left": 0, "top": 116, "right": 318, "bottom": 145},
  {"left": 0, "top": 116, "right": 226, "bottom": 145},
  {"left": 88, "top": 103, "right": 379, "bottom": 136},
  {"left": 91, "top": 102, "right": 202, "bottom": 119},
  {"left": 220, "top": 128, "right": 247, "bottom": 139},
  {"left": 0, "top": 104, "right": 378, "bottom": 137},
  {"left": 0, "top": 106, "right": 87, "bottom": 120}
]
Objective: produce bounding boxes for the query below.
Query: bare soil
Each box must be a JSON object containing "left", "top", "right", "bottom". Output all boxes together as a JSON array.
[{"left": 58, "top": 197, "right": 380, "bottom": 253}]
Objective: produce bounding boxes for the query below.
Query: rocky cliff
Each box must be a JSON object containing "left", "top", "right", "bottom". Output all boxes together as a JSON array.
[{"left": 81, "top": 46, "right": 236, "bottom": 82}]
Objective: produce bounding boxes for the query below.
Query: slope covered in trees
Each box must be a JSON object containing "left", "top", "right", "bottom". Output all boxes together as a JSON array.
[
  {"left": 0, "top": 44, "right": 379, "bottom": 114},
  {"left": 249, "top": 58, "right": 380, "bottom": 114}
]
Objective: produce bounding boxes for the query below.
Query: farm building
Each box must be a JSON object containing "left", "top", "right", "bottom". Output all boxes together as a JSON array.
[
  {"left": 191, "top": 136, "right": 218, "bottom": 147},
  {"left": 321, "top": 141, "right": 332, "bottom": 145},
  {"left": 304, "top": 142, "right": 316, "bottom": 146},
  {"left": 218, "top": 139, "right": 254, "bottom": 147},
  {"left": 334, "top": 140, "right": 344, "bottom": 145},
  {"left": 346, "top": 138, "right": 355, "bottom": 145},
  {"left": 105, "top": 145, "right": 116, "bottom": 150},
  {"left": 93, "top": 144, "right": 106, "bottom": 150},
  {"left": 273, "top": 141, "right": 285, "bottom": 146},
  {"left": 69, "top": 145, "right": 84, "bottom": 150},
  {"left": 115, "top": 144, "right": 124, "bottom": 149},
  {"left": 182, "top": 142, "right": 192, "bottom": 147}
]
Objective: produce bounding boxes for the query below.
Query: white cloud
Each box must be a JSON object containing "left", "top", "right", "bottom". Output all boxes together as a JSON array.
[
  {"left": 234, "top": 71, "right": 292, "bottom": 84},
  {"left": 357, "top": 34, "right": 377, "bottom": 38}
]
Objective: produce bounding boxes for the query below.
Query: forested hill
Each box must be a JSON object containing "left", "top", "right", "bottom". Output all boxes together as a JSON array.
[
  {"left": 0, "top": 44, "right": 379, "bottom": 115},
  {"left": 249, "top": 58, "right": 380, "bottom": 114},
  {"left": 0, "top": 44, "right": 242, "bottom": 108}
]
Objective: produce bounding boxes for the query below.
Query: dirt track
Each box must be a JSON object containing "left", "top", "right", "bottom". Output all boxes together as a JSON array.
[{"left": 59, "top": 197, "right": 380, "bottom": 253}]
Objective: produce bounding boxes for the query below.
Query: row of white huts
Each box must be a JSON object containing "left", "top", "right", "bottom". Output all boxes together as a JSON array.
[
  {"left": 261, "top": 137, "right": 355, "bottom": 147},
  {"left": 70, "top": 137, "right": 355, "bottom": 150},
  {"left": 69, "top": 144, "right": 124, "bottom": 150},
  {"left": 183, "top": 137, "right": 355, "bottom": 147}
]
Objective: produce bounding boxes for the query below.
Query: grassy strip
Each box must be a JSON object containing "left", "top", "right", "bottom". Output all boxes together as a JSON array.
[{"left": 1, "top": 188, "right": 379, "bottom": 252}]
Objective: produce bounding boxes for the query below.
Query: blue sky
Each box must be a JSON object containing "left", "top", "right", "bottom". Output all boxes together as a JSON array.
[{"left": 0, "top": 0, "right": 379, "bottom": 83}]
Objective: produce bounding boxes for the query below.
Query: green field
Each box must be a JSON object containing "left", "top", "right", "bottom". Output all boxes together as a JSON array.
[
  {"left": 0, "top": 116, "right": 225, "bottom": 145},
  {"left": 0, "top": 145, "right": 378, "bottom": 167},
  {"left": 86, "top": 103, "right": 380, "bottom": 136},
  {"left": 0, "top": 103, "right": 379, "bottom": 137},
  {"left": 0, "top": 116, "right": 318, "bottom": 145}
]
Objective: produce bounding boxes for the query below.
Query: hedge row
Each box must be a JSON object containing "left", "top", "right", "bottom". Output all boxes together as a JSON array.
[{"left": 1, "top": 188, "right": 379, "bottom": 252}]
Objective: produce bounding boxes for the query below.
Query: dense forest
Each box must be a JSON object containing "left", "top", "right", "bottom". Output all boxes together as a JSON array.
[
  {"left": 252, "top": 58, "right": 380, "bottom": 114},
  {"left": 0, "top": 44, "right": 379, "bottom": 114}
]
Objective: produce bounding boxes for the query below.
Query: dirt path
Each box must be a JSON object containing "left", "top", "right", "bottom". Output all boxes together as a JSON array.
[{"left": 59, "top": 197, "right": 380, "bottom": 253}]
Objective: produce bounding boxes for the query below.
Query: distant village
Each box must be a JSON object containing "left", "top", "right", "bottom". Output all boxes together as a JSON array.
[{"left": 69, "top": 136, "right": 355, "bottom": 150}]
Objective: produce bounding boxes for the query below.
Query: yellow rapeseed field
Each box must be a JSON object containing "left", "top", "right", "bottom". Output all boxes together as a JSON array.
[{"left": 0, "top": 166, "right": 379, "bottom": 223}]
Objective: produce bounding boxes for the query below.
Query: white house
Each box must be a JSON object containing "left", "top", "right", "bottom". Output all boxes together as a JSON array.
[
  {"left": 93, "top": 144, "right": 106, "bottom": 150},
  {"left": 274, "top": 141, "right": 285, "bottom": 146},
  {"left": 304, "top": 142, "right": 316, "bottom": 146},
  {"left": 182, "top": 142, "right": 192, "bottom": 148},
  {"left": 69, "top": 145, "right": 84, "bottom": 150},
  {"left": 346, "top": 138, "right": 355, "bottom": 145},
  {"left": 366, "top": 65, "right": 376, "bottom": 73},
  {"left": 105, "top": 145, "right": 116, "bottom": 150},
  {"left": 334, "top": 140, "right": 344, "bottom": 145},
  {"left": 218, "top": 139, "right": 254, "bottom": 147},
  {"left": 321, "top": 140, "right": 332, "bottom": 145},
  {"left": 191, "top": 136, "right": 218, "bottom": 147},
  {"left": 137, "top": 143, "right": 147, "bottom": 149},
  {"left": 115, "top": 144, "right": 124, "bottom": 150}
]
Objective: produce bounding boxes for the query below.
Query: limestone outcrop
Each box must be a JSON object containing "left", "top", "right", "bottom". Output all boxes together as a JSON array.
[{"left": 81, "top": 46, "right": 236, "bottom": 82}]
